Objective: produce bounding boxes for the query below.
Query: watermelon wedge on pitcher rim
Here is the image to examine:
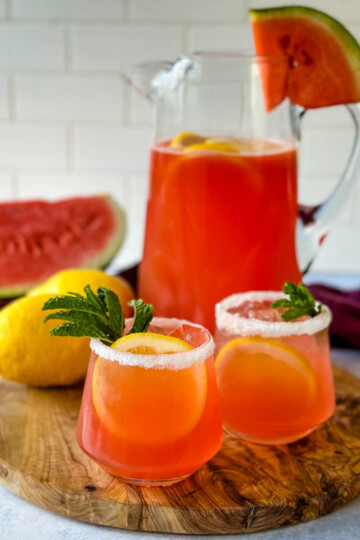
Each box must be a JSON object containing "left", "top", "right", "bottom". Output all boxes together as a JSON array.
[
  {"left": 0, "top": 195, "right": 125, "bottom": 297},
  {"left": 250, "top": 6, "right": 360, "bottom": 110}
]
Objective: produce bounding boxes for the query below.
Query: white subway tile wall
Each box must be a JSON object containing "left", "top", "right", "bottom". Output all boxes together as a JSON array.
[
  {"left": 0, "top": 75, "right": 8, "bottom": 119},
  {"left": 188, "top": 25, "right": 254, "bottom": 53},
  {"left": 16, "top": 76, "right": 124, "bottom": 122},
  {"left": 0, "top": 174, "right": 13, "bottom": 199},
  {"left": 0, "top": 125, "right": 67, "bottom": 169},
  {"left": 17, "top": 172, "right": 129, "bottom": 202},
  {"left": 0, "top": 0, "right": 359, "bottom": 273},
  {"left": 129, "top": 90, "right": 152, "bottom": 125},
  {"left": 130, "top": 0, "right": 246, "bottom": 22},
  {"left": 12, "top": 0, "right": 126, "bottom": 20},
  {"left": 72, "top": 25, "right": 183, "bottom": 71},
  {"left": 75, "top": 126, "right": 150, "bottom": 170},
  {"left": 301, "top": 128, "right": 353, "bottom": 176},
  {"left": 0, "top": 24, "right": 65, "bottom": 70}
]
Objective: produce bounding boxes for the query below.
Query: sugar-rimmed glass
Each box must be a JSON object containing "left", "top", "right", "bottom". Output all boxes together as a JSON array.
[
  {"left": 77, "top": 317, "right": 222, "bottom": 486},
  {"left": 215, "top": 291, "right": 335, "bottom": 445}
]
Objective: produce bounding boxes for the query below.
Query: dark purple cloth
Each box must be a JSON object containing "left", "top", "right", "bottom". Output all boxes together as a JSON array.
[
  {"left": 0, "top": 297, "right": 11, "bottom": 309},
  {"left": 118, "top": 264, "right": 138, "bottom": 293},
  {"left": 308, "top": 285, "right": 360, "bottom": 350}
]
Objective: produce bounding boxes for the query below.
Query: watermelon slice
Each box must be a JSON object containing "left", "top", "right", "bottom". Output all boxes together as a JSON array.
[
  {"left": 0, "top": 195, "right": 125, "bottom": 297},
  {"left": 250, "top": 6, "right": 360, "bottom": 109}
]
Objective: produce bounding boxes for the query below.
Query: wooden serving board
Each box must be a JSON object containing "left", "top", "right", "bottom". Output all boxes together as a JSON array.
[{"left": 1, "top": 365, "right": 360, "bottom": 535}]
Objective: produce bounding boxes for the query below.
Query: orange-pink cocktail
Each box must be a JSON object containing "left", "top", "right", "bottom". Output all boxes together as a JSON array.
[
  {"left": 77, "top": 318, "right": 223, "bottom": 486},
  {"left": 139, "top": 138, "right": 299, "bottom": 332},
  {"left": 215, "top": 291, "right": 335, "bottom": 445}
]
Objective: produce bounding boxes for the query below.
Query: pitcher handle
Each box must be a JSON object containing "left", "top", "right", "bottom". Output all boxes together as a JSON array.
[{"left": 295, "top": 103, "right": 360, "bottom": 272}]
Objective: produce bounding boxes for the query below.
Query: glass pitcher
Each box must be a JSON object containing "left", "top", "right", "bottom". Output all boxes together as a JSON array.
[{"left": 126, "top": 53, "right": 360, "bottom": 332}]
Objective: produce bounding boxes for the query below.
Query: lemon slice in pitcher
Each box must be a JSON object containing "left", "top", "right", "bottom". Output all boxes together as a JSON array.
[
  {"left": 170, "top": 131, "right": 206, "bottom": 148},
  {"left": 185, "top": 141, "right": 238, "bottom": 153}
]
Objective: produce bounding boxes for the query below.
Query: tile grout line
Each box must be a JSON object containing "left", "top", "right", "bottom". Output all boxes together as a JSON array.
[
  {"left": 182, "top": 23, "right": 190, "bottom": 54},
  {"left": 0, "top": 19, "right": 256, "bottom": 26},
  {"left": 64, "top": 24, "right": 72, "bottom": 72},
  {"left": 11, "top": 172, "right": 20, "bottom": 199},
  {"left": 66, "top": 124, "right": 75, "bottom": 171},
  {"left": 7, "top": 73, "right": 16, "bottom": 120},
  {"left": 349, "top": 184, "right": 359, "bottom": 226},
  {"left": 4, "top": 0, "right": 11, "bottom": 19},
  {"left": 122, "top": 82, "right": 131, "bottom": 126},
  {"left": 123, "top": 0, "right": 132, "bottom": 21},
  {"left": 353, "top": 193, "right": 360, "bottom": 226}
]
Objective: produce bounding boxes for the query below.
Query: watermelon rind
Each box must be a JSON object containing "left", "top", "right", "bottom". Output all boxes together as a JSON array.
[
  {"left": 0, "top": 194, "right": 126, "bottom": 299},
  {"left": 86, "top": 194, "right": 126, "bottom": 270},
  {"left": 250, "top": 6, "right": 360, "bottom": 82}
]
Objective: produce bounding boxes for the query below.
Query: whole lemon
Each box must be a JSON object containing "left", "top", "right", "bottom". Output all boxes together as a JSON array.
[
  {"left": 28, "top": 268, "right": 134, "bottom": 316},
  {"left": 0, "top": 294, "right": 90, "bottom": 386}
]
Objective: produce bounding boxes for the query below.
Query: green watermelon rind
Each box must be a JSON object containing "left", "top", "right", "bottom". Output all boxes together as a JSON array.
[
  {"left": 86, "top": 194, "right": 127, "bottom": 269},
  {"left": 0, "top": 194, "right": 126, "bottom": 299},
  {"left": 250, "top": 6, "right": 360, "bottom": 86}
]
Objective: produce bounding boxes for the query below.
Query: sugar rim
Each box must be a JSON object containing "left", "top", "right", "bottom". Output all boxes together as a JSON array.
[
  {"left": 89, "top": 317, "right": 215, "bottom": 370},
  {"left": 215, "top": 291, "right": 332, "bottom": 337}
]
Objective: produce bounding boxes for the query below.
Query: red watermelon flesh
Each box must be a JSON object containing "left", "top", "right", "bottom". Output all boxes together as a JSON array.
[
  {"left": 250, "top": 6, "right": 360, "bottom": 110},
  {"left": 0, "top": 195, "right": 125, "bottom": 297}
]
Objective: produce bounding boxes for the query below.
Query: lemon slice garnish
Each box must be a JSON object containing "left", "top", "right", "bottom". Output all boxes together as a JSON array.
[{"left": 110, "top": 332, "right": 192, "bottom": 354}]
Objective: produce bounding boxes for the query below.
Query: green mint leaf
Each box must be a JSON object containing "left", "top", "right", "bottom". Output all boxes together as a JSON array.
[
  {"left": 96, "top": 287, "right": 108, "bottom": 312},
  {"left": 44, "top": 310, "right": 116, "bottom": 341},
  {"left": 278, "top": 307, "right": 308, "bottom": 321},
  {"left": 283, "top": 281, "right": 298, "bottom": 298},
  {"left": 128, "top": 299, "right": 154, "bottom": 334},
  {"left": 297, "top": 283, "right": 315, "bottom": 308},
  {"left": 84, "top": 285, "right": 107, "bottom": 315},
  {"left": 271, "top": 299, "right": 293, "bottom": 309},
  {"left": 42, "top": 294, "right": 106, "bottom": 319},
  {"left": 97, "top": 287, "right": 125, "bottom": 338},
  {"left": 43, "top": 285, "right": 154, "bottom": 344},
  {"left": 43, "top": 284, "right": 125, "bottom": 344},
  {"left": 271, "top": 281, "right": 322, "bottom": 321},
  {"left": 50, "top": 322, "right": 113, "bottom": 343}
]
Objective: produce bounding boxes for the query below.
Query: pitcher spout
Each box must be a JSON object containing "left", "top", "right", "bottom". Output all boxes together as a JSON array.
[{"left": 123, "top": 57, "right": 193, "bottom": 100}]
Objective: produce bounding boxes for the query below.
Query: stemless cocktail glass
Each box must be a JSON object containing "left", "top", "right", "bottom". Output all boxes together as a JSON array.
[
  {"left": 77, "top": 318, "right": 222, "bottom": 486},
  {"left": 215, "top": 292, "right": 335, "bottom": 445}
]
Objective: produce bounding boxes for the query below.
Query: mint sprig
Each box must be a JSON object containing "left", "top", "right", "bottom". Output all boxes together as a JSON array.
[
  {"left": 271, "top": 282, "right": 322, "bottom": 321},
  {"left": 128, "top": 299, "right": 154, "bottom": 334},
  {"left": 42, "top": 285, "right": 154, "bottom": 344}
]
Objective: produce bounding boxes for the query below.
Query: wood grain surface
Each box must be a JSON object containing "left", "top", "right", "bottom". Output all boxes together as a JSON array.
[{"left": 1, "top": 364, "right": 360, "bottom": 535}]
